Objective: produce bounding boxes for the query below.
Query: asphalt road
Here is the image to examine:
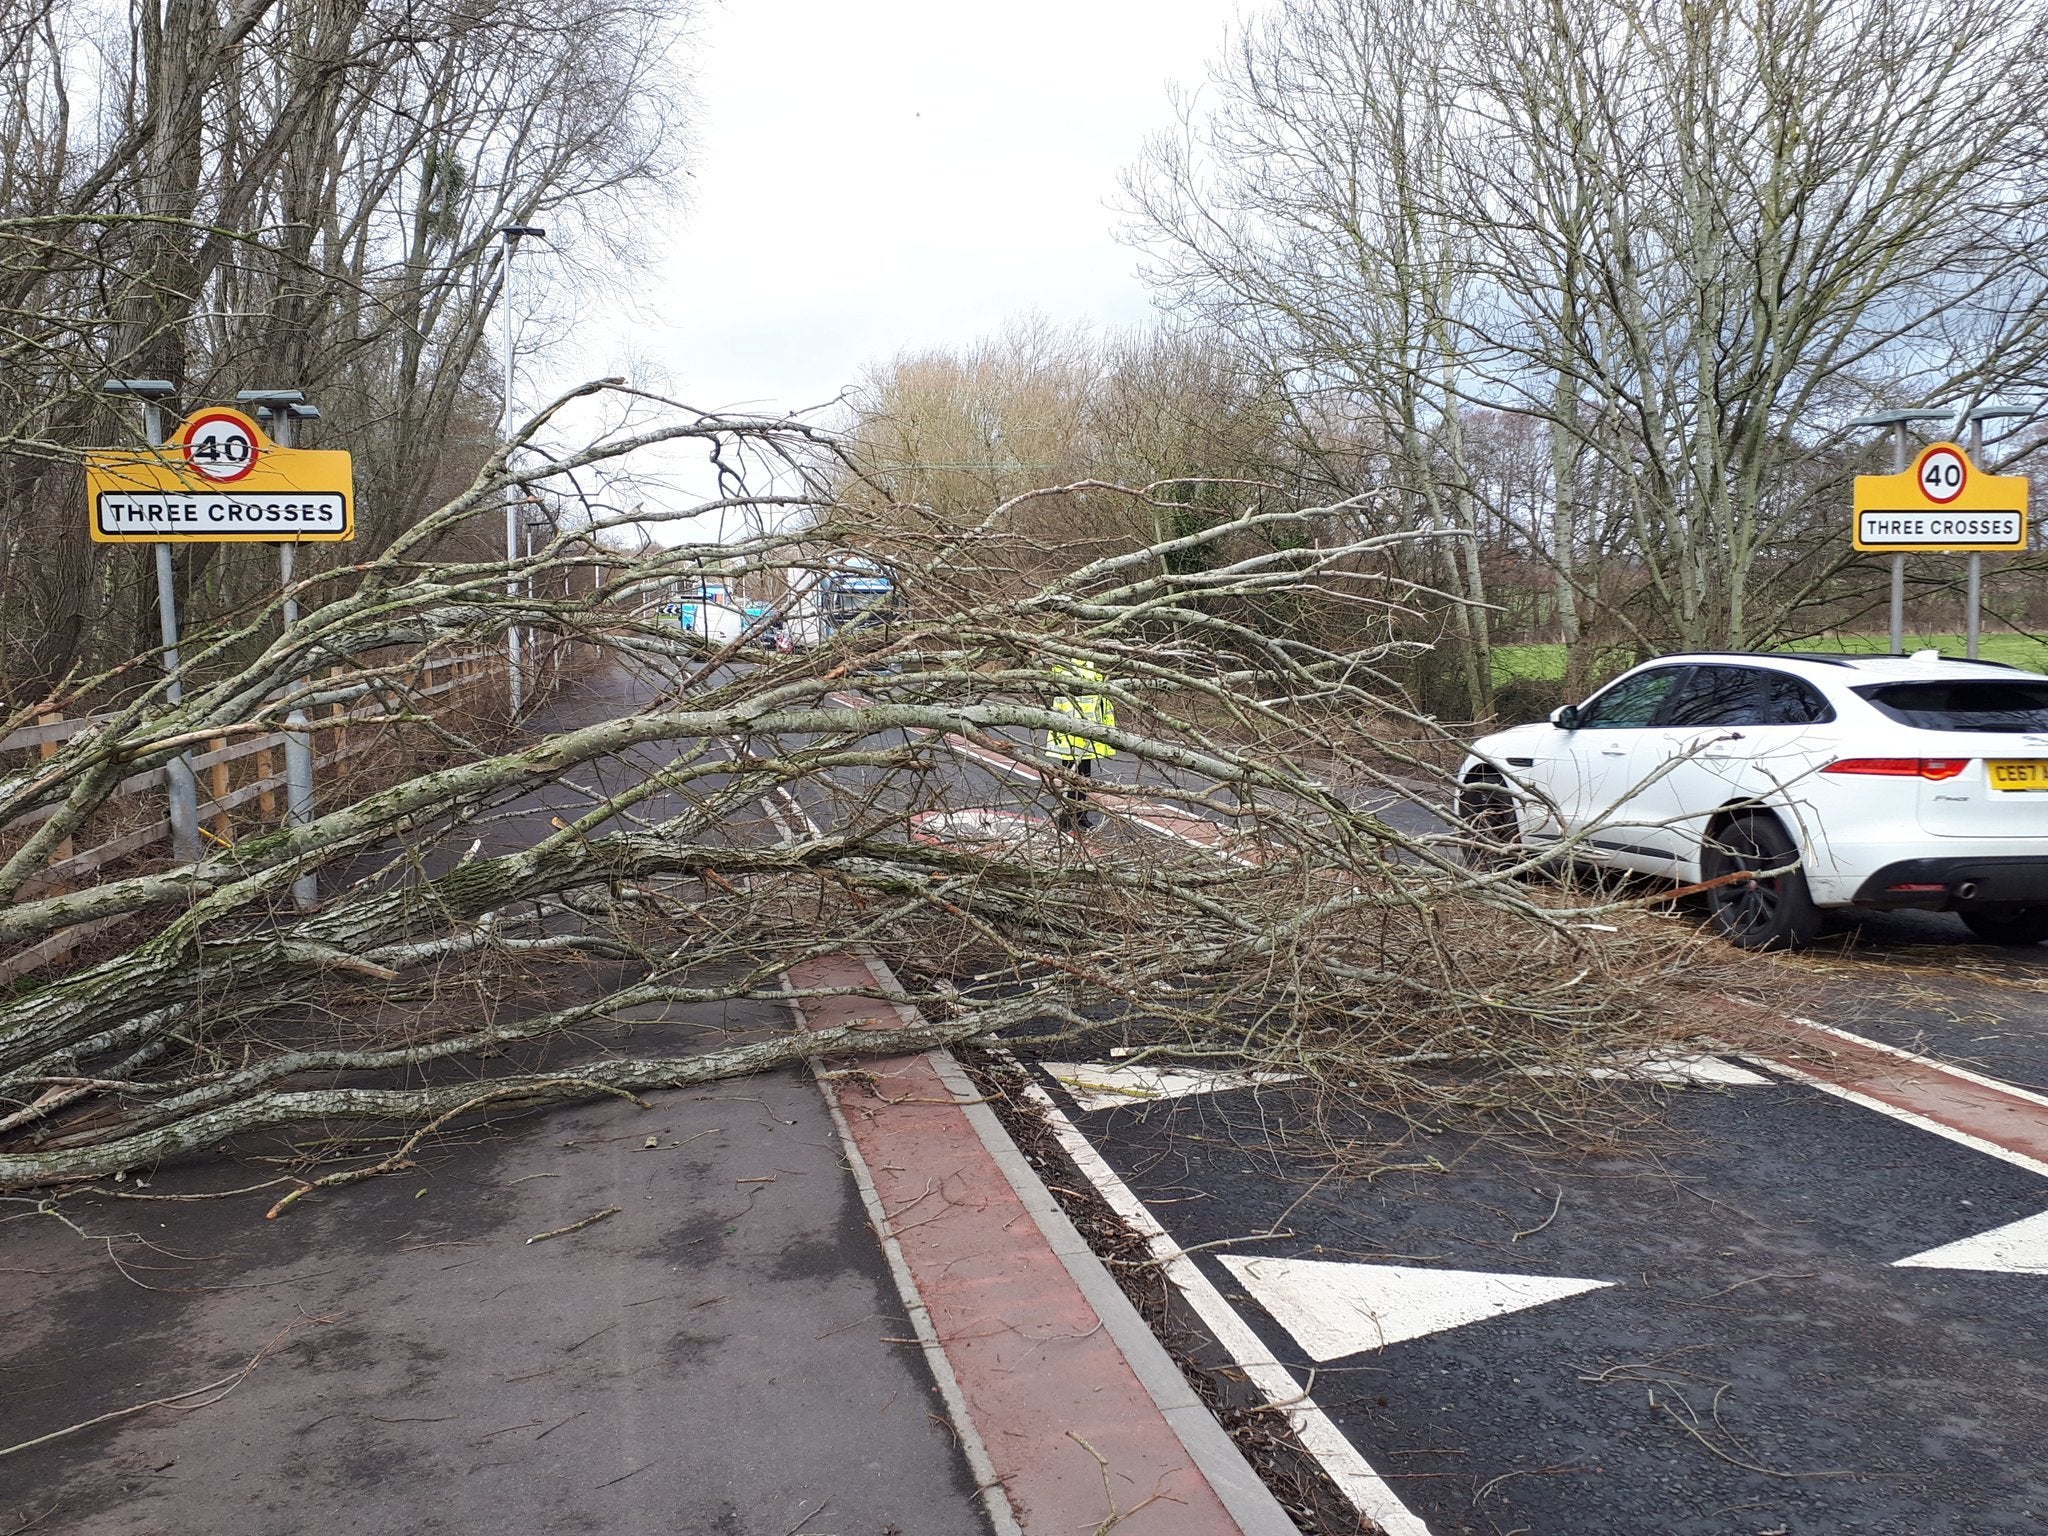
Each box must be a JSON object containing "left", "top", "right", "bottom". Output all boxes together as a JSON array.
[
  {"left": 1016, "top": 1054, "right": 2047, "bottom": 1535},
  {"left": 38, "top": 654, "right": 2026, "bottom": 1536},
  {"left": 2, "top": 662, "right": 995, "bottom": 1536},
  {"left": 840, "top": 668, "right": 2048, "bottom": 1536}
]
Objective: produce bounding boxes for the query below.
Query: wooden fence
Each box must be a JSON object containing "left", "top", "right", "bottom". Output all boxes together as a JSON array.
[{"left": 1, "top": 648, "right": 508, "bottom": 984}]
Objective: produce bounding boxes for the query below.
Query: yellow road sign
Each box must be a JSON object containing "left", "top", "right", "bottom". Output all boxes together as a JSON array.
[
  {"left": 1852, "top": 441, "right": 2027, "bottom": 552},
  {"left": 87, "top": 406, "right": 355, "bottom": 543}
]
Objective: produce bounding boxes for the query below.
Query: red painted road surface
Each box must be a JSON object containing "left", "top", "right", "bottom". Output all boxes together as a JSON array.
[{"left": 787, "top": 950, "right": 1252, "bottom": 1536}]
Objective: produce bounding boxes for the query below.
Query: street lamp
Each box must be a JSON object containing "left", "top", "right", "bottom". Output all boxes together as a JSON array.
[{"left": 499, "top": 222, "right": 547, "bottom": 716}]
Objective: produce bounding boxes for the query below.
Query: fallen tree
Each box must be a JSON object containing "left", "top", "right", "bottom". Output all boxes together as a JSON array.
[{"left": 0, "top": 382, "right": 1717, "bottom": 1198}]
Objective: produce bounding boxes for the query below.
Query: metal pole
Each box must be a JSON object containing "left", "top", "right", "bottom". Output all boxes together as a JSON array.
[
  {"left": 1966, "top": 415, "right": 1985, "bottom": 660},
  {"left": 146, "top": 400, "right": 202, "bottom": 864},
  {"left": 273, "top": 409, "right": 319, "bottom": 910},
  {"left": 1966, "top": 554, "right": 1982, "bottom": 659},
  {"left": 503, "top": 237, "right": 523, "bottom": 717},
  {"left": 1890, "top": 423, "right": 1909, "bottom": 655}
]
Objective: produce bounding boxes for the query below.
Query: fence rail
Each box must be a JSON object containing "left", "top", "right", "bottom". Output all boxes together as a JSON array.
[{"left": 2, "top": 648, "right": 509, "bottom": 983}]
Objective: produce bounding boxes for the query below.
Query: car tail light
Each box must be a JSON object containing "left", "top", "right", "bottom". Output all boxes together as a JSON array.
[{"left": 1822, "top": 757, "right": 1969, "bottom": 781}]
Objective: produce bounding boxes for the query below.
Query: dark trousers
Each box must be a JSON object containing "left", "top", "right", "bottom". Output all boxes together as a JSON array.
[{"left": 1054, "top": 755, "right": 1095, "bottom": 831}]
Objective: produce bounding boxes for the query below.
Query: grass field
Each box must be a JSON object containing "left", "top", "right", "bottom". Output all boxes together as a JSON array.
[{"left": 1494, "top": 632, "right": 2048, "bottom": 687}]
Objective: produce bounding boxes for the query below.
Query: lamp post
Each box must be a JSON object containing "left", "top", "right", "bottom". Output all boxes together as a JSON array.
[
  {"left": 525, "top": 514, "right": 552, "bottom": 681},
  {"left": 102, "top": 378, "right": 200, "bottom": 863},
  {"left": 238, "top": 389, "right": 322, "bottom": 909},
  {"left": 499, "top": 222, "right": 547, "bottom": 717}
]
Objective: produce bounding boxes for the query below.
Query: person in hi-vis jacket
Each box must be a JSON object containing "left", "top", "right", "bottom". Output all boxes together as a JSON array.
[{"left": 1045, "top": 657, "right": 1115, "bottom": 832}]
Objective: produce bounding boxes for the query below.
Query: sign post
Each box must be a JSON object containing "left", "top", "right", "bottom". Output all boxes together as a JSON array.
[
  {"left": 1852, "top": 425, "right": 2029, "bottom": 656},
  {"left": 238, "top": 391, "right": 326, "bottom": 911},
  {"left": 87, "top": 404, "right": 353, "bottom": 544},
  {"left": 1963, "top": 405, "right": 2035, "bottom": 658},
  {"left": 102, "top": 380, "right": 202, "bottom": 863},
  {"left": 88, "top": 398, "right": 354, "bottom": 884},
  {"left": 1849, "top": 410, "right": 1950, "bottom": 653}
]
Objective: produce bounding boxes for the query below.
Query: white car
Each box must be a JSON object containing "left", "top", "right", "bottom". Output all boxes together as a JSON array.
[{"left": 1457, "top": 650, "right": 2048, "bottom": 949}]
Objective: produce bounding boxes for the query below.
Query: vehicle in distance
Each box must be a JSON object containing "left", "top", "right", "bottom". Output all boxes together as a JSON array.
[{"left": 1457, "top": 650, "right": 2048, "bottom": 949}]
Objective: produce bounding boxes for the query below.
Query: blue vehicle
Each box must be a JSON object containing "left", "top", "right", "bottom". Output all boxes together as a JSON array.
[{"left": 819, "top": 558, "right": 898, "bottom": 639}]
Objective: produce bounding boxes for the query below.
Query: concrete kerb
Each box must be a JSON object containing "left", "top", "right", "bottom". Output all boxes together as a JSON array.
[
  {"left": 792, "top": 947, "right": 1306, "bottom": 1536},
  {"left": 923, "top": 1048, "right": 1304, "bottom": 1536},
  {"left": 814, "top": 1069, "right": 1025, "bottom": 1536}
]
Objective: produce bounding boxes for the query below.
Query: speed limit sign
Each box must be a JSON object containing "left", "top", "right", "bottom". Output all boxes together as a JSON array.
[
  {"left": 1917, "top": 444, "right": 1967, "bottom": 504},
  {"left": 178, "top": 408, "right": 262, "bottom": 483}
]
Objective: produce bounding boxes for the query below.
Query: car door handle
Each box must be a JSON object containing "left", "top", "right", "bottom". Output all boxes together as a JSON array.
[{"left": 1600, "top": 747, "right": 1628, "bottom": 757}]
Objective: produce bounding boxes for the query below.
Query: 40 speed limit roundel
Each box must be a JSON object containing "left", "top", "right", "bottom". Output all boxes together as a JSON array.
[
  {"left": 178, "top": 408, "right": 262, "bottom": 483},
  {"left": 1916, "top": 444, "right": 1967, "bottom": 504}
]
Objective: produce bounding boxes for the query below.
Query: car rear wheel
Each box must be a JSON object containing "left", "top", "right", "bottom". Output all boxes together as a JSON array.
[
  {"left": 1458, "top": 771, "right": 1520, "bottom": 871},
  {"left": 1960, "top": 906, "right": 2048, "bottom": 946},
  {"left": 1701, "top": 812, "right": 1822, "bottom": 950}
]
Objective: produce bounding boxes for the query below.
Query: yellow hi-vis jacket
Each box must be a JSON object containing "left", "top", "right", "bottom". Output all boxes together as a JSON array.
[{"left": 1046, "top": 658, "right": 1116, "bottom": 761}]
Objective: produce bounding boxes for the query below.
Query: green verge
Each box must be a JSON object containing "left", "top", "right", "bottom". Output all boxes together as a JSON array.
[{"left": 1494, "top": 633, "right": 2048, "bottom": 688}]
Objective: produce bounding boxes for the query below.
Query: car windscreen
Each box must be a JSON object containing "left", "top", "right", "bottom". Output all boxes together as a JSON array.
[{"left": 1853, "top": 679, "right": 2048, "bottom": 732}]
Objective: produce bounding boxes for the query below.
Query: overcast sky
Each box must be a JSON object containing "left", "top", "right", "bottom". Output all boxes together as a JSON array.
[{"left": 551, "top": 0, "right": 1250, "bottom": 517}]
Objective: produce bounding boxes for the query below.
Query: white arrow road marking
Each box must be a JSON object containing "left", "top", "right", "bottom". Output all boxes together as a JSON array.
[
  {"left": 1040, "top": 1061, "right": 1302, "bottom": 1112},
  {"left": 1522, "top": 1050, "right": 1770, "bottom": 1087},
  {"left": 1005, "top": 1058, "right": 1433, "bottom": 1536},
  {"left": 1220, "top": 1255, "right": 1612, "bottom": 1362},
  {"left": 1893, "top": 1209, "right": 2048, "bottom": 1275}
]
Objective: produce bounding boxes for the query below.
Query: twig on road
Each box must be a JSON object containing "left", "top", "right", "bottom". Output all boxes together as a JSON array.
[{"left": 526, "top": 1205, "right": 621, "bottom": 1245}]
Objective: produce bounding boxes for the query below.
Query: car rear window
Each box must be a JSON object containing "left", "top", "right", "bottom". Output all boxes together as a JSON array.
[{"left": 1853, "top": 680, "right": 2048, "bottom": 732}]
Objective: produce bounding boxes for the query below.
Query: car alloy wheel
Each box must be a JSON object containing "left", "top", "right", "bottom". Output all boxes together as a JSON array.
[
  {"left": 1458, "top": 772, "right": 1520, "bottom": 872},
  {"left": 1701, "top": 811, "right": 1822, "bottom": 951}
]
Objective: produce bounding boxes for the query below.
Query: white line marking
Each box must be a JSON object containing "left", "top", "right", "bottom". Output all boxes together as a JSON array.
[
  {"left": 1892, "top": 1208, "right": 2048, "bottom": 1275},
  {"left": 827, "top": 686, "right": 1251, "bottom": 860},
  {"left": 1218, "top": 1255, "right": 1611, "bottom": 1362},
  {"left": 1790, "top": 1017, "right": 2048, "bottom": 1111},
  {"left": 1040, "top": 1061, "right": 1303, "bottom": 1113},
  {"left": 1008, "top": 1064, "right": 1433, "bottom": 1536},
  {"left": 1743, "top": 1054, "right": 2048, "bottom": 1181},
  {"left": 1523, "top": 1051, "right": 1770, "bottom": 1087}
]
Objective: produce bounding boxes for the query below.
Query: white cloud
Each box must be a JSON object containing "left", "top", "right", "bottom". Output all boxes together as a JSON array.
[{"left": 537, "top": 0, "right": 1248, "bottom": 520}]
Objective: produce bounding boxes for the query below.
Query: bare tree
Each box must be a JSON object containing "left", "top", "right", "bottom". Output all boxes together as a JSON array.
[
  {"left": 1125, "top": 0, "right": 2048, "bottom": 687},
  {"left": 0, "top": 385, "right": 1706, "bottom": 1196},
  {"left": 0, "top": 0, "right": 695, "bottom": 697}
]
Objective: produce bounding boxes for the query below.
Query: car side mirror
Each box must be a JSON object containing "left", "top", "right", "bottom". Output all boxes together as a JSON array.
[{"left": 1550, "top": 704, "right": 1581, "bottom": 730}]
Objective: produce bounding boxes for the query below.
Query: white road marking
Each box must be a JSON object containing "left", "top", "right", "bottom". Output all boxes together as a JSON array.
[
  {"left": 1790, "top": 1017, "right": 2048, "bottom": 1112},
  {"left": 1523, "top": 1050, "right": 1770, "bottom": 1087},
  {"left": 1743, "top": 1053, "right": 2048, "bottom": 1181},
  {"left": 825, "top": 686, "right": 1250, "bottom": 859},
  {"left": 1040, "top": 1061, "right": 1303, "bottom": 1113},
  {"left": 1218, "top": 1255, "right": 1612, "bottom": 1362},
  {"left": 1008, "top": 1063, "right": 1434, "bottom": 1536},
  {"left": 906, "top": 806, "right": 1056, "bottom": 851},
  {"left": 1893, "top": 1208, "right": 2048, "bottom": 1275}
]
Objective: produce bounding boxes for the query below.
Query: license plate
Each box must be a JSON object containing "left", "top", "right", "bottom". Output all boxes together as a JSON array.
[{"left": 1987, "top": 760, "right": 2048, "bottom": 792}]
